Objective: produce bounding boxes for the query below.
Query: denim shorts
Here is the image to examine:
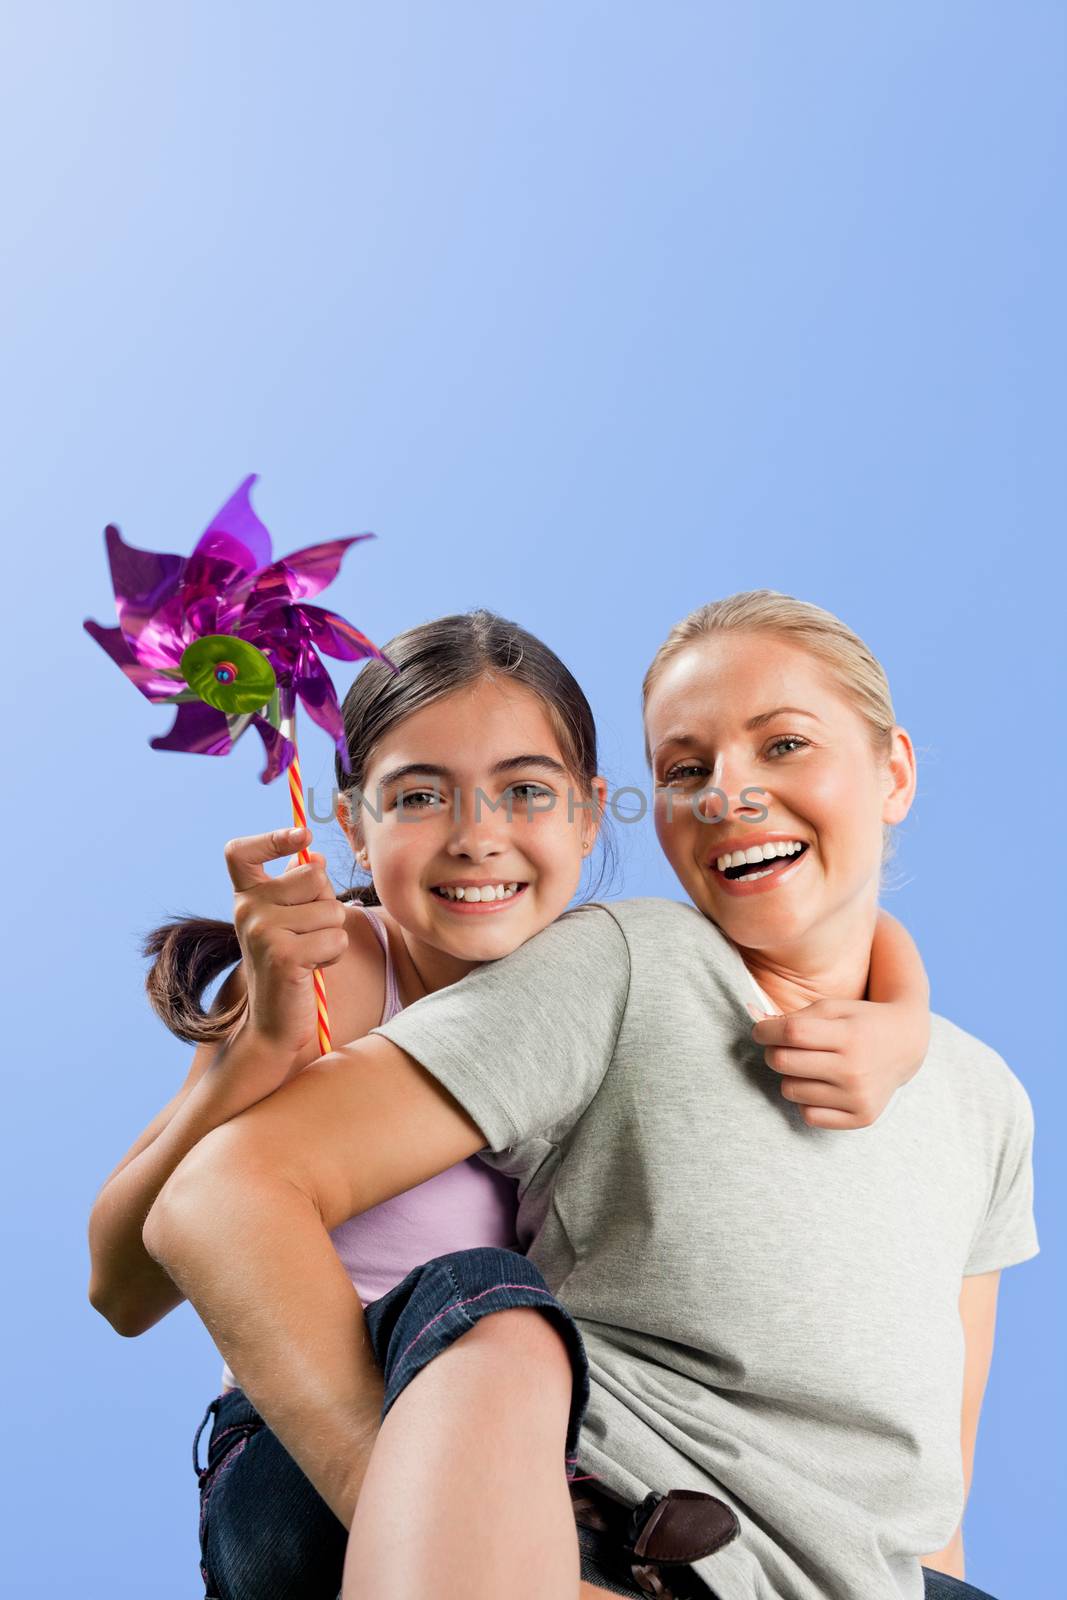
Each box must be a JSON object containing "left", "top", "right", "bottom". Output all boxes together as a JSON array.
[
  {"left": 192, "top": 1244, "right": 996, "bottom": 1600},
  {"left": 192, "top": 1245, "right": 660, "bottom": 1598},
  {"left": 361, "top": 1245, "right": 591, "bottom": 1472}
]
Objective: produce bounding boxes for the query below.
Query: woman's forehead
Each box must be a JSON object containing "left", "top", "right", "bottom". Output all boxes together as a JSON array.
[{"left": 646, "top": 636, "right": 840, "bottom": 734}]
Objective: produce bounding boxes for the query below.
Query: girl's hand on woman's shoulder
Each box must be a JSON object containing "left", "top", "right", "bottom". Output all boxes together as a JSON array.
[
  {"left": 224, "top": 825, "right": 350, "bottom": 1069},
  {"left": 749, "top": 997, "right": 927, "bottom": 1131}
]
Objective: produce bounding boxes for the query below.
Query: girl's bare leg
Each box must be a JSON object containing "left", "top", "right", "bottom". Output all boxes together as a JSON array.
[{"left": 342, "top": 1306, "right": 587, "bottom": 1599}]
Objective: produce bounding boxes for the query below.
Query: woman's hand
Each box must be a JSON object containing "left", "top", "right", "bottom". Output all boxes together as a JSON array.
[
  {"left": 226, "top": 824, "right": 349, "bottom": 1066},
  {"left": 750, "top": 997, "right": 922, "bottom": 1130}
]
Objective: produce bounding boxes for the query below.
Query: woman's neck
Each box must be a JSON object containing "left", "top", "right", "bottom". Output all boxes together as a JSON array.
[{"left": 734, "top": 901, "right": 879, "bottom": 1015}]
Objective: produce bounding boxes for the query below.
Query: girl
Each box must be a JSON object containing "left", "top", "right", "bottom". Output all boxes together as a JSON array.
[{"left": 91, "top": 606, "right": 930, "bottom": 1600}]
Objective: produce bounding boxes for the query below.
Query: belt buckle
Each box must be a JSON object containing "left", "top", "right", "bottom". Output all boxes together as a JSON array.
[{"left": 624, "top": 1488, "right": 741, "bottom": 1599}]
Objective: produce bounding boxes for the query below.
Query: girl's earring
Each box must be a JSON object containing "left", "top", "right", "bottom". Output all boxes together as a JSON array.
[{"left": 356, "top": 849, "right": 370, "bottom": 869}]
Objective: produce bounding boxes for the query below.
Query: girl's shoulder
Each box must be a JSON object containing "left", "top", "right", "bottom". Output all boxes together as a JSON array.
[{"left": 337, "top": 898, "right": 392, "bottom": 1014}]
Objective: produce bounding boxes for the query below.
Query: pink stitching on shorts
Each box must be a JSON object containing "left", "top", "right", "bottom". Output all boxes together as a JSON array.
[{"left": 397, "top": 1282, "right": 555, "bottom": 1365}]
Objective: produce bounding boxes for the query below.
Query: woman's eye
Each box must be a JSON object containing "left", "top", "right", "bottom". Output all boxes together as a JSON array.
[
  {"left": 663, "top": 764, "right": 708, "bottom": 784},
  {"left": 766, "top": 736, "right": 809, "bottom": 758}
]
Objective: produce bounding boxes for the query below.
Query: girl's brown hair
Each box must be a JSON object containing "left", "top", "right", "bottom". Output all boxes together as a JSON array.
[{"left": 143, "top": 609, "right": 612, "bottom": 1045}]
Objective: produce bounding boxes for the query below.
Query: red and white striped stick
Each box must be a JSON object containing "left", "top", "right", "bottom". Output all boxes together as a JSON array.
[{"left": 287, "top": 744, "right": 331, "bottom": 1057}]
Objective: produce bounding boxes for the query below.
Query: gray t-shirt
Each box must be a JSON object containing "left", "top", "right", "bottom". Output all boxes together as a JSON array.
[{"left": 373, "top": 898, "right": 1038, "bottom": 1600}]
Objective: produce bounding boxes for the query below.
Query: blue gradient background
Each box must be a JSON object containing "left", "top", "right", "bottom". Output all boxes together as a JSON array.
[{"left": 1, "top": 4, "right": 1062, "bottom": 1596}]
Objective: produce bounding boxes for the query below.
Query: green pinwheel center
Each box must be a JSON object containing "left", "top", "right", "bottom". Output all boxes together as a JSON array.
[{"left": 181, "top": 634, "right": 277, "bottom": 714}]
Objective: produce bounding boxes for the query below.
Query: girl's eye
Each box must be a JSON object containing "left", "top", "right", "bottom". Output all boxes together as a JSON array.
[
  {"left": 505, "top": 784, "right": 559, "bottom": 812},
  {"left": 662, "top": 763, "right": 708, "bottom": 784},
  {"left": 395, "top": 789, "right": 441, "bottom": 810},
  {"left": 508, "top": 782, "right": 554, "bottom": 802},
  {"left": 766, "top": 736, "right": 809, "bottom": 758}
]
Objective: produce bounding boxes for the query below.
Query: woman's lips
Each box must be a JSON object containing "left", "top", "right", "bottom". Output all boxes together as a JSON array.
[
  {"left": 429, "top": 884, "right": 530, "bottom": 915},
  {"left": 709, "top": 847, "right": 810, "bottom": 898}
]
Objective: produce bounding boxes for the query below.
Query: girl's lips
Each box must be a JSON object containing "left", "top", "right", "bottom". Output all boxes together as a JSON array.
[
  {"left": 429, "top": 884, "right": 530, "bottom": 915},
  {"left": 709, "top": 847, "right": 811, "bottom": 898}
]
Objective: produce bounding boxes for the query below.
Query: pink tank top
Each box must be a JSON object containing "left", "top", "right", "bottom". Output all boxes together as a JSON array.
[
  {"left": 220, "top": 905, "right": 519, "bottom": 1390},
  {"left": 327, "top": 905, "right": 518, "bottom": 1302}
]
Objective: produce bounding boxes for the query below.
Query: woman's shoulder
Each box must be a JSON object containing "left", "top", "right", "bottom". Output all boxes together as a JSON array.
[
  {"left": 574, "top": 896, "right": 739, "bottom": 960},
  {"left": 926, "top": 1012, "right": 1035, "bottom": 1131},
  {"left": 572, "top": 895, "right": 716, "bottom": 934}
]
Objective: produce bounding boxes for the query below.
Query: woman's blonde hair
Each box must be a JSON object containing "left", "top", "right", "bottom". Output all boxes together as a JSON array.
[{"left": 641, "top": 589, "right": 902, "bottom": 862}]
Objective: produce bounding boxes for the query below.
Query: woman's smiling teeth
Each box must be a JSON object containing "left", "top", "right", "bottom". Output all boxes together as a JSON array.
[
  {"left": 714, "top": 841, "right": 808, "bottom": 882},
  {"left": 432, "top": 883, "right": 523, "bottom": 901}
]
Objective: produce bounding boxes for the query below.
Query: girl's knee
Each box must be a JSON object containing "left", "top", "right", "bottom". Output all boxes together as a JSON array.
[{"left": 462, "top": 1304, "right": 575, "bottom": 1366}]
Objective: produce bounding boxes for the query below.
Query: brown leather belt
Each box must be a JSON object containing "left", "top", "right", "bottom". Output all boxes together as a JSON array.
[{"left": 569, "top": 1478, "right": 739, "bottom": 1599}]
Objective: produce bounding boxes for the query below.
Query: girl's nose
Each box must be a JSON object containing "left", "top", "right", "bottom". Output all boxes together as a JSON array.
[
  {"left": 445, "top": 831, "right": 504, "bottom": 861},
  {"left": 445, "top": 794, "right": 507, "bottom": 859}
]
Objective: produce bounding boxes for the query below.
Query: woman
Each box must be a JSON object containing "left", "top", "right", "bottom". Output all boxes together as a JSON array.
[{"left": 144, "top": 592, "right": 1037, "bottom": 1600}]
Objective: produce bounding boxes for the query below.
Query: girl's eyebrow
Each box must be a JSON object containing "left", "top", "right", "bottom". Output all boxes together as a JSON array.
[
  {"left": 375, "top": 754, "right": 568, "bottom": 788},
  {"left": 491, "top": 754, "right": 569, "bottom": 777}
]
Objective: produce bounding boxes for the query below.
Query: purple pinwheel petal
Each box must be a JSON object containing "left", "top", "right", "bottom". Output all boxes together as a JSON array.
[
  {"left": 149, "top": 700, "right": 233, "bottom": 758},
  {"left": 234, "top": 599, "right": 305, "bottom": 675},
  {"left": 296, "top": 603, "right": 392, "bottom": 663},
  {"left": 83, "top": 619, "right": 192, "bottom": 701},
  {"left": 89, "top": 476, "right": 389, "bottom": 787},
  {"left": 229, "top": 533, "right": 376, "bottom": 610},
  {"left": 292, "top": 644, "right": 352, "bottom": 774},
  {"left": 100, "top": 525, "right": 187, "bottom": 667},
  {"left": 251, "top": 713, "right": 296, "bottom": 783},
  {"left": 177, "top": 552, "right": 255, "bottom": 637},
  {"left": 188, "top": 475, "right": 274, "bottom": 578}
]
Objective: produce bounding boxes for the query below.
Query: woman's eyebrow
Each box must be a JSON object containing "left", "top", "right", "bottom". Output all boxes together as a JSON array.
[
  {"left": 745, "top": 706, "right": 821, "bottom": 730},
  {"left": 653, "top": 709, "right": 821, "bottom": 755}
]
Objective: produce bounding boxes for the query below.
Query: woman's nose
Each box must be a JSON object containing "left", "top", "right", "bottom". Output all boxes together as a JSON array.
[{"left": 696, "top": 762, "right": 768, "bottom": 825}]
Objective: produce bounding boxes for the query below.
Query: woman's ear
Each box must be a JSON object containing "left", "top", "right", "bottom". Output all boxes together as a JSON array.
[{"left": 882, "top": 728, "right": 917, "bottom": 826}]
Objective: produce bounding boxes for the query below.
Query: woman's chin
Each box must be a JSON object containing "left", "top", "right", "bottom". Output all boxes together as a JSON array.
[{"left": 688, "top": 869, "right": 813, "bottom": 945}]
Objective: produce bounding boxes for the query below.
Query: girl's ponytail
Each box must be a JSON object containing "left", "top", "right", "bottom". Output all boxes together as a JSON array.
[{"left": 141, "top": 915, "right": 246, "bottom": 1046}]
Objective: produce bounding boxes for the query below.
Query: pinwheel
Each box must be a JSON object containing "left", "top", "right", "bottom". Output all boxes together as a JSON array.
[{"left": 84, "top": 474, "right": 392, "bottom": 1055}]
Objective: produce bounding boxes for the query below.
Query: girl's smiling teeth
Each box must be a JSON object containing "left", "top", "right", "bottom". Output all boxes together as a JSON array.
[{"left": 431, "top": 882, "right": 526, "bottom": 902}]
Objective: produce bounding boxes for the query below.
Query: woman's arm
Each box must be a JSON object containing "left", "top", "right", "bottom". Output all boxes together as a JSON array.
[
  {"left": 920, "top": 1271, "right": 1000, "bottom": 1579},
  {"left": 142, "top": 1032, "right": 487, "bottom": 1526}
]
